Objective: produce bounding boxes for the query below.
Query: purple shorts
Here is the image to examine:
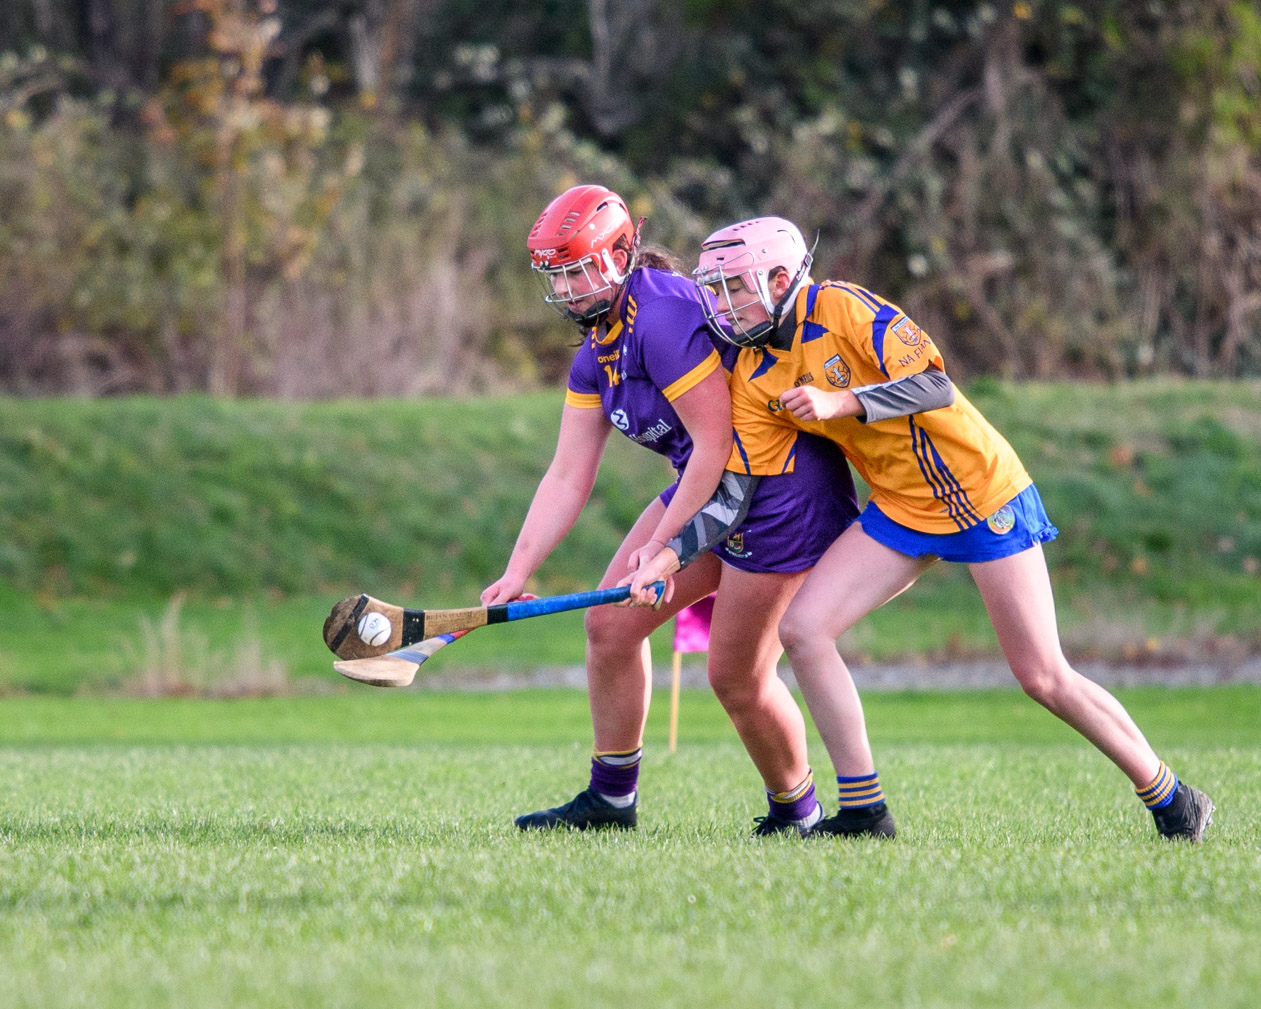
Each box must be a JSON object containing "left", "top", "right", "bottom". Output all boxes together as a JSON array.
[{"left": 660, "top": 433, "right": 859, "bottom": 574}]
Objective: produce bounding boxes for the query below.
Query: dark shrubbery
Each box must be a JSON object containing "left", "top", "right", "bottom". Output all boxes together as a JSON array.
[{"left": 0, "top": 0, "right": 1258, "bottom": 394}]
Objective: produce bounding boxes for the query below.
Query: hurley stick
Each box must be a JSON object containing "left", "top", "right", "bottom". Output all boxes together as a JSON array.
[{"left": 323, "top": 583, "right": 665, "bottom": 662}]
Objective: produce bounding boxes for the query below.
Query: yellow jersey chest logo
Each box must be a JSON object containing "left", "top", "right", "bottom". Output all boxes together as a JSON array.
[{"left": 824, "top": 354, "right": 851, "bottom": 389}]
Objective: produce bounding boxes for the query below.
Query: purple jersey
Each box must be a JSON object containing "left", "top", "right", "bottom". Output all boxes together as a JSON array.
[
  {"left": 565, "top": 268, "right": 720, "bottom": 473},
  {"left": 567, "top": 267, "right": 859, "bottom": 575}
]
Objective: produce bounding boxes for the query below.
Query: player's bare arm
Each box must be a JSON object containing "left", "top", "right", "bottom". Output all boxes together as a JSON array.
[
  {"left": 482, "top": 404, "right": 612, "bottom": 605},
  {"left": 625, "top": 367, "right": 732, "bottom": 577},
  {"left": 622, "top": 470, "right": 760, "bottom": 604}
]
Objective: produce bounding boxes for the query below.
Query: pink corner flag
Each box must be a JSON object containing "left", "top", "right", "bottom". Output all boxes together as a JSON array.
[{"left": 672, "top": 594, "right": 715, "bottom": 654}]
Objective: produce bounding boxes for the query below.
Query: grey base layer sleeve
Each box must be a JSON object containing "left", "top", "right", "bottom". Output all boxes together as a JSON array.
[
  {"left": 666, "top": 471, "right": 760, "bottom": 570},
  {"left": 853, "top": 367, "right": 954, "bottom": 424}
]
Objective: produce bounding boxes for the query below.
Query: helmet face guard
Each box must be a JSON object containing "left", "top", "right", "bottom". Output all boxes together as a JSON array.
[
  {"left": 533, "top": 249, "right": 631, "bottom": 326},
  {"left": 693, "top": 250, "right": 783, "bottom": 348},
  {"left": 692, "top": 231, "right": 813, "bottom": 349}
]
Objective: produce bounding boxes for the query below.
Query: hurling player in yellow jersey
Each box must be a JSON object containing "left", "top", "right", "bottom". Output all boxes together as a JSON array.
[{"left": 627, "top": 216, "right": 1213, "bottom": 842}]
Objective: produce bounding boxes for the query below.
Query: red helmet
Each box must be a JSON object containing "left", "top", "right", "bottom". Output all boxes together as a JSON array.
[{"left": 528, "top": 185, "right": 638, "bottom": 324}]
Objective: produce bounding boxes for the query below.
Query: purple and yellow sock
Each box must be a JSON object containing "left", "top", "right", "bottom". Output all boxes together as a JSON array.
[
  {"left": 768, "top": 770, "right": 821, "bottom": 824},
  {"left": 590, "top": 746, "right": 642, "bottom": 807},
  {"left": 1136, "top": 761, "right": 1178, "bottom": 810},
  {"left": 837, "top": 771, "right": 885, "bottom": 810}
]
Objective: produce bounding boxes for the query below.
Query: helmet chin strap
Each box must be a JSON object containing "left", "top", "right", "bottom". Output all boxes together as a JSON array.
[
  {"left": 769, "top": 238, "right": 817, "bottom": 329},
  {"left": 565, "top": 298, "right": 614, "bottom": 326},
  {"left": 626, "top": 216, "right": 645, "bottom": 277},
  {"left": 737, "top": 319, "right": 775, "bottom": 348}
]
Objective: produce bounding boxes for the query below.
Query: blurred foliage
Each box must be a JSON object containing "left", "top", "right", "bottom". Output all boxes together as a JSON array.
[{"left": 0, "top": 0, "right": 1258, "bottom": 393}]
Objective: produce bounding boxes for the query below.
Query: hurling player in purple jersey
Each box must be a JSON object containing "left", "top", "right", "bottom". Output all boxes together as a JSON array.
[{"left": 482, "top": 185, "right": 859, "bottom": 835}]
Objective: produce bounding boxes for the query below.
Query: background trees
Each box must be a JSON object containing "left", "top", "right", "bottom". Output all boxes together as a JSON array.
[{"left": 0, "top": 0, "right": 1257, "bottom": 394}]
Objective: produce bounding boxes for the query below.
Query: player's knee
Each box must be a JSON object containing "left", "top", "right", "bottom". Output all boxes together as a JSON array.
[
  {"left": 706, "top": 662, "right": 757, "bottom": 713},
  {"left": 777, "top": 607, "right": 823, "bottom": 663},
  {"left": 584, "top": 604, "right": 639, "bottom": 658},
  {"left": 1012, "top": 658, "right": 1072, "bottom": 710}
]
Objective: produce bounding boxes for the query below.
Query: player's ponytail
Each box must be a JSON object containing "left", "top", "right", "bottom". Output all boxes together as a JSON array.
[{"left": 615, "top": 236, "right": 683, "bottom": 275}]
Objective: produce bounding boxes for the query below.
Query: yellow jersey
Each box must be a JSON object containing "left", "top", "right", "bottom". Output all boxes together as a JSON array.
[{"left": 727, "top": 281, "right": 1030, "bottom": 533}]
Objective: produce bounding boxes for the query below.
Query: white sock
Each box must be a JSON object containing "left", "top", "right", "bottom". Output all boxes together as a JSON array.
[
  {"left": 597, "top": 790, "right": 636, "bottom": 808},
  {"left": 796, "top": 801, "right": 823, "bottom": 829}
]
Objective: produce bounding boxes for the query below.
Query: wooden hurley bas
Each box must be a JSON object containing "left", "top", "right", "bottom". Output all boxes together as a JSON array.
[{"left": 333, "top": 631, "right": 471, "bottom": 688}]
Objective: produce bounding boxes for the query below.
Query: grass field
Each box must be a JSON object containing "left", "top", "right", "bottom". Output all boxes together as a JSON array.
[{"left": 2, "top": 687, "right": 1258, "bottom": 1009}]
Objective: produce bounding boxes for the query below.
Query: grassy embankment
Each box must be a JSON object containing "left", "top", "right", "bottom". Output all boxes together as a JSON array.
[
  {"left": 0, "top": 689, "right": 1257, "bottom": 1009},
  {"left": 1, "top": 380, "right": 1259, "bottom": 694}
]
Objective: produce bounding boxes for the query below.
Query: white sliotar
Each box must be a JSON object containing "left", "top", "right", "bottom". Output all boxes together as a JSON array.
[{"left": 356, "top": 611, "right": 392, "bottom": 647}]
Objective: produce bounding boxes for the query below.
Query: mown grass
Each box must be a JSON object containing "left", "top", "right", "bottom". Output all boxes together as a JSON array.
[
  {"left": 1, "top": 380, "right": 1259, "bottom": 693},
  {"left": 0, "top": 688, "right": 1257, "bottom": 1009}
]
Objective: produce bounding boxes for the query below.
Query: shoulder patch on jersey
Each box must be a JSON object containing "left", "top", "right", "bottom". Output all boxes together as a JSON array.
[
  {"left": 824, "top": 353, "right": 851, "bottom": 389},
  {"left": 891, "top": 314, "right": 923, "bottom": 347}
]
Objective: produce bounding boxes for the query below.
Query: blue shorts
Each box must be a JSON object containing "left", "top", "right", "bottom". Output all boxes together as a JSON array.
[
  {"left": 859, "top": 484, "right": 1058, "bottom": 563},
  {"left": 661, "top": 433, "right": 860, "bottom": 575}
]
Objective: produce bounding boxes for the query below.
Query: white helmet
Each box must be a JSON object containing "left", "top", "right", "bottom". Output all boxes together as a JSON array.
[{"left": 692, "top": 217, "right": 813, "bottom": 348}]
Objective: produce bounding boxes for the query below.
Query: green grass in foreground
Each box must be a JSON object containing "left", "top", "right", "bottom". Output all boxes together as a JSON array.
[{"left": 1, "top": 688, "right": 1258, "bottom": 1009}]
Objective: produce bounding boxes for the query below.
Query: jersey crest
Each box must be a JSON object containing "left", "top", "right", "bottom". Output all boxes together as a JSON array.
[
  {"left": 824, "top": 353, "right": 851, "bottom": 389},
  {"left": 891, "top": 315, "right": 922, "bottom": 347},
  {"left": 986, "top": 505, "right": 1015, "bottom": 535},
  {"left": 725, "top": 531, "right": 751, "bottom": 558}
]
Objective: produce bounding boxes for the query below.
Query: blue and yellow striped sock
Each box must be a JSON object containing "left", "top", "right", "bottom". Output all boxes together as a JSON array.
[
  {"left": 837, "top": 771, "right": 884, "bottom": 810},
  {"left": 1135, "top": 761, "right": 1178, "bottom": 810}
]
